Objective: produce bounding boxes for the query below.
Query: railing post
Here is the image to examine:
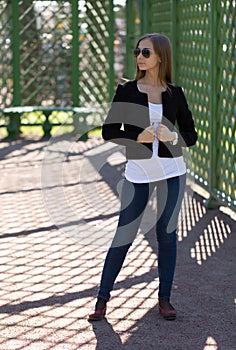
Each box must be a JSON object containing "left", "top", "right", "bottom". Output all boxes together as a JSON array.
[
  {"left": 206, "top": 0, "right": 219, "bottom": 208},
  {"left": 125, "top": 0, "right": 136, "bottom": 79},
  {"left": 71, "top": 0, "right": 79, "bottom": 107},
  {"left": 108, "top": 0, "right": 115, "bottom": 101},
  {"left": 71, "top": 0, "right": 81, "bottom": 136},
  {"left": 11, "top": 0, "right": 21, "bottom": 106},
  {"left": 171, "top": 0, "right": 177, "bottom": 84},
  {"left": 139, "top": 0, "right": 149, "bottom": 35}
]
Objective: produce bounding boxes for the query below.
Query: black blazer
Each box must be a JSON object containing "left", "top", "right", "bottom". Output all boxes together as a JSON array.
[{"left": 102, "top": 80, "right": 198, "bottom": 159}]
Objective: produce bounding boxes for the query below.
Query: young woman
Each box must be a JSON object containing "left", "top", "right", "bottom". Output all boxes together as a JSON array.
[{"left": 89, "top": 33, "right": 198, "bottom": 321}]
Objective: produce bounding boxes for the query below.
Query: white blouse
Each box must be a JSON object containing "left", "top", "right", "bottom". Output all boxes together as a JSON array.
[{"left": 124, "top": 102, "right": 186, "bottom": 183}]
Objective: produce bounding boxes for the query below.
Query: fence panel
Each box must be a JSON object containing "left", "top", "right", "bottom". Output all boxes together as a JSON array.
[
  {"left": 19, "top": 1, "right": 73, "bottom": 107},
  {"left": 149, "top": 0, "right": 171, "bottom": 37},
  {"left": 214, "top": 0, "right": 235, "bottom": 206},
  {"left": 80, "top": 0, "right": 114, "bottom": 106},
  {"left": 135, "top": 0, "right": 235, "bottom": 209},
  {"left": 0, "top": 0, "right": 114, "bottom": 111},
  {"left": 0, "top": 1, "right": 13, "bottom": 108},
  {"left": 176, "top": 1, "right": 211, "bottom": 190}
]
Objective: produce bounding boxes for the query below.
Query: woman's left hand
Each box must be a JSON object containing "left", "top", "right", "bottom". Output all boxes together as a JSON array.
[{"left": 156, "top": 123, "right": 175, "bottom": 142}]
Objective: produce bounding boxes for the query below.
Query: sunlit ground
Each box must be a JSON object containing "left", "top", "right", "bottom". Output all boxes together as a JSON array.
[{"left": 0, "top": 137, "right": 234, "bottom": 349}]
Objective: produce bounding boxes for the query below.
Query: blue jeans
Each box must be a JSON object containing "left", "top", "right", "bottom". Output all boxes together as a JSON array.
[{"left": 98, "top": 174, "right": 186, "bottom": 301}]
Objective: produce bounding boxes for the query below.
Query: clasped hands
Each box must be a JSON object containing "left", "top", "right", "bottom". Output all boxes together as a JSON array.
[{"left": 137, "top": 124, "right": 175, "bottom": 143}]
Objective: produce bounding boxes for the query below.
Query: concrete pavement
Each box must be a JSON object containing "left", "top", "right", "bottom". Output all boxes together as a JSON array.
[{"left": 0, "top": 135, "right": 235, "bottom": 350}]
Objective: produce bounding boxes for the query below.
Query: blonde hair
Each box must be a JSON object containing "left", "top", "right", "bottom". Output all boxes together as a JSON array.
[{"left": 134, "top": 33, "right": 173, "bottom": 85}]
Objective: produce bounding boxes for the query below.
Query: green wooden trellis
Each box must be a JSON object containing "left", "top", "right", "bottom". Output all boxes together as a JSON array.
[
  {"left": 0, "top": 0, "right": 235, "bottom": 211},
  {"left": 0, "top": 0, "right": 115, "bottom": 111},
  {"left": 126, "top": 0, "right": 236, "bottom": 210}
]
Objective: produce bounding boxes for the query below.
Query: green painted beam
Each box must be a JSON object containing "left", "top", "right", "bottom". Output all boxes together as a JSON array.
[
  {"left": 71, "top": 0, "right": 79, "bottom": 106},
  {"left": 140, "top": 0, "right": 150, "bottom": 35},
  {"left": 108, "top": 0, "right": 115, "bottom": 101},
  {"left": 206, "top": 0, "right": 219, "bottom": 208},
  {"left": 125, "top": 0, "right": 136, "bottom": 79},
  {"left": 171, "top": 0, "right": 177, "bottom": 83},
  {"left": 11, "top": 0, "right": 21, "bottom": 105}
]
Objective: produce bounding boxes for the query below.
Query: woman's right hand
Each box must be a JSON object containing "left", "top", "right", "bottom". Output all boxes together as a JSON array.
[{"left": 137, "top": 125, "right": 155, "bottom": 143}]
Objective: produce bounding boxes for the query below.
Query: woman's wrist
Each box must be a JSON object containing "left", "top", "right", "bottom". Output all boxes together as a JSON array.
[{"left": 171, "top": 131, "right": 178, "bottom": 145}]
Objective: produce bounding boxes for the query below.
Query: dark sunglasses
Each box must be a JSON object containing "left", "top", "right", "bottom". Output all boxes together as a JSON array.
[{"left": 133, "top": 48, "right": 152, "bottom": 58}]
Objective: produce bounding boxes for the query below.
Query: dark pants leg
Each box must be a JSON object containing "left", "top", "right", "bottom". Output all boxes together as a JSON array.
[
  {"left": 98, "top": 179, "right": 153, "bottom": 301},
  {"left": 155, "top": 174, "right": 186, "bottom": 298},
  {"left": 98, "top": 174, "right": 186, "bottom": 301}
]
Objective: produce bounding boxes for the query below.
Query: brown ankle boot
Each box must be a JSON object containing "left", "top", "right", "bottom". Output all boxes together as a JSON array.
[
  {"left": 158, "top": 297, "right": 177, "bottom": 320},
  {"left": 88, "top": 297, "right": 107, "bottom": 321}
]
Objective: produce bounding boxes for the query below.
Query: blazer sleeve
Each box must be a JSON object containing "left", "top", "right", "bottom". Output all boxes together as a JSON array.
[
  {"left": 176, "top": 87, "right": 198, "bottom": 147},
  {"left": 102, "top": 84, "right": 142, "bottom": 146}
]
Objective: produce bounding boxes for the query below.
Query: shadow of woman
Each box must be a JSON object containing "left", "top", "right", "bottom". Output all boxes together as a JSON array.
[{"left": 89, "top": 318, "right": 123, "bottom": 350}]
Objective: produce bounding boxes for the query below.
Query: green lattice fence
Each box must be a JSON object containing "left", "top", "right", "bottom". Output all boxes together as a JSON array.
[
  {"left": 0, "top": 0, "right": 235, "bottom": 209},
  {"left": 174, "top": 1, "right": 235, "bottom": 210},
  {"left": 177, "top": 1, "right": 211, "bottom": 190},
  {"left": 81, "top": 1, "right": 114, "bottom": 106},
  {"left": 148, "top": 0, "right": 171, "bottom": 38},
  {"left": 216, "top": 1, "right": 236, "bottom": 207},
  {"left": 126, "top": 0, "right": 235, "bottom": 209},
  {"left": 0, "top": 1, "right": 12, "bottom": 109},
  {"left": 0, "top": 0, "right": 114, "bottom": 129}
]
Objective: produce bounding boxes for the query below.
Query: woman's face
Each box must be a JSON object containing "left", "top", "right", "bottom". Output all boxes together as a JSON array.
[{"left": 135, "top": 38, "right": 161, "bottom": 72}]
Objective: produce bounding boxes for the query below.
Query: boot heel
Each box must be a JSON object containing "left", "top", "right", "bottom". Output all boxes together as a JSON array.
[{"left": 88, "top": 306, "right": 107, "bottom": 321}]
